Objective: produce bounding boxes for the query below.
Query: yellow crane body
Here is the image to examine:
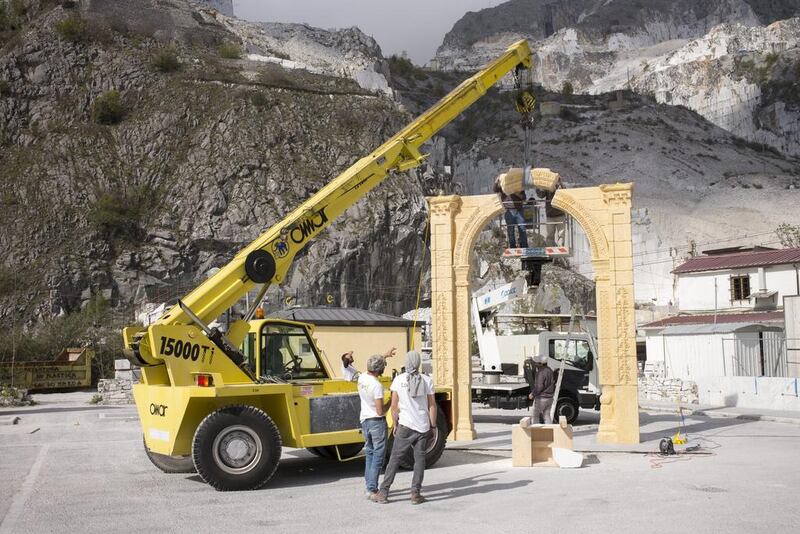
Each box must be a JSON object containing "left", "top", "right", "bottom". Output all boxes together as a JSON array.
[{"left": 124, "top": 40, "right": 533, "bottom": 491}]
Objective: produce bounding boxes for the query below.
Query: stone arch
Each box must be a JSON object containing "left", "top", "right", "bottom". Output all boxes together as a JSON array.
[{"left": 429, "top": 181, "right": 639, "bottom": 444}]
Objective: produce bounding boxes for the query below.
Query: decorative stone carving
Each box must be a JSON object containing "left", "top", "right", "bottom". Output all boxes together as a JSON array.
[{"left": 429, "top": 181, "right": 639, "bottom": 445}]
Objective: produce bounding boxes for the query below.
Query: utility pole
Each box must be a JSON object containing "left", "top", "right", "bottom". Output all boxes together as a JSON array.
[{"left": 714, "top": 278, "right": 718, "bottom": 325}]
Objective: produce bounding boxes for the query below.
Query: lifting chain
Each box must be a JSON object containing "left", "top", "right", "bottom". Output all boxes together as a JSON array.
[{"left": 512, "top": 66, "right": 536, "bottom": 169}]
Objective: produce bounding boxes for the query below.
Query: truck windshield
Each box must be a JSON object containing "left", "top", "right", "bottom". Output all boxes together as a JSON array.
[
  {"left": 260, "top": 324, "right": 327, "bottom": 380},
  {"left": 549, "top": 339, "right": 593, "bottom": 372}
]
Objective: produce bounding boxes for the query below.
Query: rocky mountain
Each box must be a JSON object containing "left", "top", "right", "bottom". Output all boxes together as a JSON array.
[
  {"left": 197, "top": 0, "right": 233, "bottom": 17},
  {"left": 1, "top": 0, "right": 798, "bottom": 353},
  {"left": 389, "top": 62, "right": 800, "bottom": 312},
  {"left": 0, "top": 0, "right": 425, "bottom": 335},
  {"left": 431, "top": 0, "right": 800, "bottom": 156}
]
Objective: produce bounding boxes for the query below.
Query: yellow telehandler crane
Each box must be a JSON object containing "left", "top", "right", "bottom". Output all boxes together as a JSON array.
[{"left": 123, "top": 40, "right": 533, "bottom": 491}]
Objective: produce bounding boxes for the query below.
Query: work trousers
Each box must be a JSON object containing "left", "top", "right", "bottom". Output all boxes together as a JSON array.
[
  {"left": 533, "top": 397, "right": 554, "bottom": 424},
  {"left": 504, "top": 209, "right": 529, "bottom": 248},
  {"left": 380, "top": 425, "right": 428, "bottom": 494},
  {"left": 362, "top": 418, "right": 388, "bottom": 493}
]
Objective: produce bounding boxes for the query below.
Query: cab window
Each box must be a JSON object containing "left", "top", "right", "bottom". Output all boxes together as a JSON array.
[
  {"left": 241, "top": 332, "right": 256, "bottom": 371},
  {"left": 549, "top": 339, "right": 593, "bottom": 372},
  {"left": 260, "top": 324, "right": 327, "bottom": 380}
]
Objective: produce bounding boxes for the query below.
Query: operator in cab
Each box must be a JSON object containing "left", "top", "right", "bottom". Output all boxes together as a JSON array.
[
  {"left": 359, "top": 354, "right": 392, "bottom": 499},
  {"left": 528, "top": 352, "right": 556, "bottom": 424},
  {"left": 341, "top": 347, "right": 396, "bottom": 381}
]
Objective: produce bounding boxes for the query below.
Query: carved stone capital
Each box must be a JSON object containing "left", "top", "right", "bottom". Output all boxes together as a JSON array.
[{"left": 427, "top": 195, "right": 462, "bottom": 217}]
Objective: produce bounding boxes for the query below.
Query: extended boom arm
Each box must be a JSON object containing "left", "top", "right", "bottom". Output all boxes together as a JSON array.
[{"left": 128, "top": 40, "right": 532, "bottom": 365}]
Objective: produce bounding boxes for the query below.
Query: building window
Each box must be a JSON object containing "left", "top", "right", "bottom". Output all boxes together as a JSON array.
[{"left": 730, "top": 275, "right": 750, "bottom": 301}]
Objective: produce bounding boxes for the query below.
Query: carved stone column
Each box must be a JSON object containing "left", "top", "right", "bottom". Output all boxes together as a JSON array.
[
  {"left": 553, "top": 183, "right": 639, "bottom": 444},
  {"left": 429, "top": 196, "right": 461, "bottom": 416}
]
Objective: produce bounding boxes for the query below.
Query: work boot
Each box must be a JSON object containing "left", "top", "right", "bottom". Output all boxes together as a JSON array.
[
  {"left": 410, "top": 492, "right": 426, "bottom": 505},
  {"left": 370, "top": 490, "right": 388, "bottom": 504},
  {"left": 365, "top": 490, "right": 377, "bottom": 500}
]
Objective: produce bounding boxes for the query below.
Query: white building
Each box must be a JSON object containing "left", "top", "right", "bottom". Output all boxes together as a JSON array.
[
  {"left": 641, "top": 246, "right": 800, "bottom": 410},
  {"left": 673, "top": 246, "right": 800, "bottom": 313}
]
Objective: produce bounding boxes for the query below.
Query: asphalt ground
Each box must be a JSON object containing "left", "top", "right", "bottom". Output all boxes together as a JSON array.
[{"left": 1, "top": 392, "right": 799, "bottom": 534}]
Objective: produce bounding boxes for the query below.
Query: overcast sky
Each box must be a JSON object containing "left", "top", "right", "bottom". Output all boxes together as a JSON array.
[{"left": 232, "top": 0, "right": 507, "bottom": 64}]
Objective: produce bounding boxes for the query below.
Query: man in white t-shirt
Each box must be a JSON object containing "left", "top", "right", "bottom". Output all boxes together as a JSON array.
[
  {"left": 341, "top": 347, "right": 396, "bottom": 382},
  {"left": 358, "top": 354, "right": 391, "bottom": 498},
  {"left": 371, "top": 351, "right": 435, "bottom": 505}
]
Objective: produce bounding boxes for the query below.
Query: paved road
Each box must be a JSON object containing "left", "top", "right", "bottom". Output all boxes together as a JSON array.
[{"left": 1, "top": 393, "right": 799, "bottom": 533}]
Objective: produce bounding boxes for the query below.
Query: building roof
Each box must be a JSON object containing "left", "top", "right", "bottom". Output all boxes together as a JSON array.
[
  {"left": 641, "top": 311, "right": 784, "bottom": 329},
  {"left": 273, "top": 307, "right": 415, "bottom": 327},
  {"left": 659, "top": 323, "right": 783, "bottom": 335},
  {"left": 673, "top": 247, "right": 800, "bottom": 274}
]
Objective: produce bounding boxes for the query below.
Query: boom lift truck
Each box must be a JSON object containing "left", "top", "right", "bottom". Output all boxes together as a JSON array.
[
  {"left": 470, "top": 278, "right": 601, "bottom": 423},
  {"left": 123, "top": 41, "right": 536, "bottom": 491}
]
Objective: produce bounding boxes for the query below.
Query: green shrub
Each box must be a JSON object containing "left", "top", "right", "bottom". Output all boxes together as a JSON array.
[
  {"left": 11, "top": 0, "right": 27, "bottom": 18},
  {"left": 0, "top": 295, "right": 122, "bottom": 381},
  {"left": 388, "top": 54, "right": 415, "bottom": 77},
  {"left": 218, "top": 41, "right": 242, "bottom": 59},
  {"left": 765, "top": 52, "right": 780, "bottom": 68},
  {"left": 54, "top": 15, "right": 86, "bottom": 42},
  {"left": 92, "top": 90, "right": 125, "bottom": 124},
  {"left": 151, "top": 45, "right": 180, "bottom": 72},
  {"left": 0, "top": 4, "right": 9, "bottom": 31},
  {"left": 562, "top": 81, "right": 574, "bottom": 96},
  {"left": 267, "top": 48, "right": 289, "bottom": 60},
  {"left": 0, "top": 268, "right": 16, "bottom": 294},
  {"left": 89, "top": 393, "right": 103, "bottom": 404},
  {"left": 0, "top": 79, "right": 9, "bottom": 96},
  {"left": 776, "top": 223, "right": 800, "bottom": 248},
  {"left": 249, "top": 91, "right": 269, "bottom": 107},
  {"left": 88, "top": 187, "right": 148, "bottom": 243}
]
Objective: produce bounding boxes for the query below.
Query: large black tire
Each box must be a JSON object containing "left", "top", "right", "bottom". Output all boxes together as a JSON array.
[
  {"left": 143, "top": 435, "right": 196, "bottom": 474},
  {"left": 391, "top": 407, "right": 448, "bottom": 470},
  {"left": 555, "top": 396, "right": 579, "bottom": 425},
  {"left": 192, "top": 405, "right": 282, "bottom": 491}
]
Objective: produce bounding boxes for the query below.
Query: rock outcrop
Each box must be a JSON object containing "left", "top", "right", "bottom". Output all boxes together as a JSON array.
[
  {"left": 431, "top": 0, "right": 800, "bottom": 156},
  {"left": 196, "top": 0, "right": 233, "bottom": 17},
  {"left": 0, "top": 0, "right": 424, "bottom": 331},
  {"left": 206, "top": 11, "right": 393, "bottom": 95},
  {"left": 390, "top": 64, "right": 800, "bottom": 309}
]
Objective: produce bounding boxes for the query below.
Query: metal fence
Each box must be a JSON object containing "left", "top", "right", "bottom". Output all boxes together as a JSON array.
[{"left": 721, "top": 333, "right": 796, "bottom": 377}]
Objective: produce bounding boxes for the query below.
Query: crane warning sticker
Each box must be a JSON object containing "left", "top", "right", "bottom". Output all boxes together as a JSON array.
[
  {"left": 149, "top": 429, "right": 170, "bottom": 442},
  {"left": 299, "top": 386, "right": 314, "bottom": 396}
]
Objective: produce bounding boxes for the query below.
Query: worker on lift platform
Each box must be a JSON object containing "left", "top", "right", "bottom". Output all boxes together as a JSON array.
[{"left": 494, "top": 173, "right": 529, "bottom": 249}]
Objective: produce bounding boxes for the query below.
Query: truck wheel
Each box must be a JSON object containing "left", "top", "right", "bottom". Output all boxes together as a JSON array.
[
  {"left": 192, "top": 405, "right": 282, "bottom": 491},
  {"left": 555, "top": 397, "right": 579, "bottom": 425},
  {"left": 393, "top": 407, "right": 448, "bottom": 470},
  {"left": 143, "top": 435, "right": 196, "bottom": 474}
]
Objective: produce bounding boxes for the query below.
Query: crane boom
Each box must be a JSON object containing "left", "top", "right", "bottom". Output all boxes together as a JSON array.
[{"left": 128, "top": 40, "right": 532, "bottom": 365}]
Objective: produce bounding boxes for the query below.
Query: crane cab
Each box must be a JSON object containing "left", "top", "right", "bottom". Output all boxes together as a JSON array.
[{"left": 241, "top": 319, "right": 334, "bottom": 382}]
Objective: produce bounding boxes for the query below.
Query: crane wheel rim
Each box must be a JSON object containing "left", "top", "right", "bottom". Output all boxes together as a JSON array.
[{"left": 212, "top": 425, "right": 263, "bottom": 474}]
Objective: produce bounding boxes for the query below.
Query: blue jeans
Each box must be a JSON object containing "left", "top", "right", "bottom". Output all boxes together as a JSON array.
[
  {"left": 362, "top": 418, "right": 387, "bottom": 492},
  {"left": 504, "top": 209, "right": 528, "bottom": 248}
]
